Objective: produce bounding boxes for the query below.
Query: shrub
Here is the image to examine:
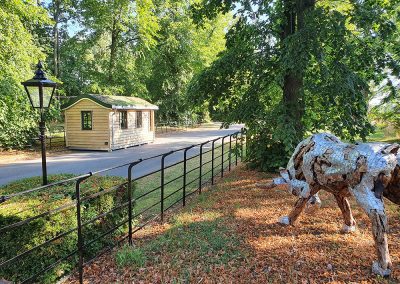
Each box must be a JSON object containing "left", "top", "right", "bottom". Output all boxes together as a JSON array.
[{"left": 0, "top": 174, "right": 129, "bottom": 283}]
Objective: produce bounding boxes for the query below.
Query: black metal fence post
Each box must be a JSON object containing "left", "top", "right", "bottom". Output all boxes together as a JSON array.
[
  {"left": 229, "top": 134, "right": 232, "bottom": 171},
  {"left": 244, "top": 128, "right": 247, "bottom": 158},
  {"left": 221, "top": 136, "right": 225, "bottom": 178},
  {"left": 183, "top": 145, "right": 195, "bottom": 206},
  {"left": 199, "top": 141, "right": 208, "bottom": 194},
  {"left": 240, "top": 128, "right": 244, "bottom": 161},
  {"left": 161, "top": 151, "right": 173, "bottom": 222},
  {"left": 128, "top": 159, "right": 142, "bottom": 245},
  {"left": 235, "top": 133, "right": 238, "bottom": 166},
  {"left": 76, "top": 173, "right": 92, "bottom": 284},
  {"left": 211, "top": 139, "right": 216, "bottom": 185}
]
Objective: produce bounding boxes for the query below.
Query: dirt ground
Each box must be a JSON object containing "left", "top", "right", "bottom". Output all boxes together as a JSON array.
[
  {"left": 66, "top": 167, "right": 400, "bottom": 283},
  {"left": 0, "top": 148, "right": 72, "bottom": 165}
]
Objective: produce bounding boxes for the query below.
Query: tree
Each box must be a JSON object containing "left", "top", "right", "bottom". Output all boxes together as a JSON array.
[
  {"left": 0, "top": 0, "right": 229, "bottom": 149},
  {"left": 0, "top": 0, "right": 52, "bottom": 148},
  {"left": 78, "top": 0, "right": 159, "bottom": 82},
  {"left": 44, "top": 0, "right": 76, "bottom": 78},
  {"left": 57, "top": 0, "right": 160, "bottom": 97},
  {"left": 60, "top": 0, "right": 229, "bottom": 122},
  {"left": 369, "top": 80, "right": 400, "bottom": 131},
  {"left": 189, "top": 0, "right": 400, "bottom": 170},
  {"left": 146, "top": 0, "right": 230, "bottom": 120}
]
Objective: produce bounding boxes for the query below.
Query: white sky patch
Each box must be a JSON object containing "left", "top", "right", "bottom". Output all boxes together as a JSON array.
[{"left": 369, "top": 75, "right": 400, "bottom": 108}]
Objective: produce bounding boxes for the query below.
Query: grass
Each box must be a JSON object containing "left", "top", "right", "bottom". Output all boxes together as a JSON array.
[
  {"left": 143, "top": 212, "right": 243, "bottom": 264},
  {"left": 114, "top": 209, "right": 243, "bottom": 275},
  {"left": 367, "top": 127, "right": 400, "bottom": 143},
  {"left": 115, "top": 245, "right": 147, "bottom": 268},
  {"left": 0, "top": 138, "right": 246, "bottom": 283},
  {"left": 131, "top": 139, "right": 244, "bottom": 223},
  {"left": 68, "top": 177, "right": 247, "bottom": 283}
]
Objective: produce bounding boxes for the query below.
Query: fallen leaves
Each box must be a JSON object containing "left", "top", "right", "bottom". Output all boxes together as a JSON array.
[{"left": 65, "top": 166, "right": 400, "bottom": 283}]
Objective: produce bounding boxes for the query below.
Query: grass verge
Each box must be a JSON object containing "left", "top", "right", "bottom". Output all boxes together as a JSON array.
[{"left": 0, "top": 138, "right": 245, "bottom": 283}]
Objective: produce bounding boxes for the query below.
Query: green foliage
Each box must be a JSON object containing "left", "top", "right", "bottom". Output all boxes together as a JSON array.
[
  {"left": 0, "top": 174, "right": 128, "bottom": 283},
  {"left": 189, "top": 0, "right": 400, "bottom": 170},
  {"left": 146, "top": 0, "right": 230, "bottom": 120},
  {"left": 0, "top": 0, "right": 51, "bottom": 148},
  {"left": 369, "top": 82, "right": 400, "bottom": 133},
  {"left": 56, "top": 0, "right": 230, "bottom": 122},
  {"left": 1, "top": 0, "right": 230, "bottom": 148},
  {"left": 115, "top": 245, "right": 147, "bottom": 268},
  {"left": 59, "top": 0, "right": 230, "bottom": 120},
  {"left": 59, "top": 0, "right": 156, "bottom": 96}
]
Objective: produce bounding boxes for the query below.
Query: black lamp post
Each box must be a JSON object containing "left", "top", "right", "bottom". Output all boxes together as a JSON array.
[{"left": 21, "top": 61, "right": 57, "bottom": 185}]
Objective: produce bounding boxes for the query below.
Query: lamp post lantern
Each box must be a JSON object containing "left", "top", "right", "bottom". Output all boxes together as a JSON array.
[{"left": 21, "top": 61, "right": 57, "bottom": 185}]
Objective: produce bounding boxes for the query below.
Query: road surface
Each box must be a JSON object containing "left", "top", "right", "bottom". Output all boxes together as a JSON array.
[{"left": 0, "top": 124, "right": 243, "bottom": 186}]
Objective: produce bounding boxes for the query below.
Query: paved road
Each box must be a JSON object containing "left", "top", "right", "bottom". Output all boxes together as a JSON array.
[{"left": 0, "top": 124, "right": 243, "bottom": 186}]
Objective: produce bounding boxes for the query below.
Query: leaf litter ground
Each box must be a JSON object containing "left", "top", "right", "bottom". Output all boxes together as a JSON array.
[{"left": 65, "top": 166, "right": 400, "bottom": 283}]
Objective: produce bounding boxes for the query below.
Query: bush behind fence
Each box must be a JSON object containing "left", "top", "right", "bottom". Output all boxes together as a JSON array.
[{"left": 0, "top": 129, "right": 247, "bottom": 283}]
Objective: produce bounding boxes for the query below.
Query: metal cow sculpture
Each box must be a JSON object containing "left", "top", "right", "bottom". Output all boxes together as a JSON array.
[{"left": 257, "top": 133, "right": 400, "bottom": 277}]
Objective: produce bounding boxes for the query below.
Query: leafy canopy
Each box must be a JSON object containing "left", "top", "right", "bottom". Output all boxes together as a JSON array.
[
  {"left": 188, "top": 0, "right": 400, "bottom": 170},
  {"left": 0, "top": 0, "right": 52, "bottom": 148}
]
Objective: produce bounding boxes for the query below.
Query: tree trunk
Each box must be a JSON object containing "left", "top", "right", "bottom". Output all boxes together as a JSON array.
[
  {"left": 281, "top": 0, "right": 315, "bottom": 137},
  {"left": 53, "top": 0, "right": 60, "bottom": 77},
  {"left": 109, "top": 18, "right": 119, "bottom": 82}
]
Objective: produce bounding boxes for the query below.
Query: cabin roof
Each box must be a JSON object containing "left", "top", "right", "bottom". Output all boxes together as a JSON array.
[{"left": 62, "top": 94, "right": 159, "bottom": 110}]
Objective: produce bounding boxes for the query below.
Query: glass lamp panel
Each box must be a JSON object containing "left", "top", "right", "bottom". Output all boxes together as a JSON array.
[
  {"left": 26, "top": 86, "right": 41, "bottom": 108},
  {"left": 42, "top": 86, "right": 55, "bottom": 108}
]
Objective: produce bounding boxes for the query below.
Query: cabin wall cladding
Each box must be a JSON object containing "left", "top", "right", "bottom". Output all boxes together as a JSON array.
[
  {"left": 64, "top": 99, "right": 111, "bottom": 151},
  {"left": 63, "top": 94, "right": 158, "bottom": 151},
  {"left": 111, "top": 110, "right": 154, "bottom": 149}
]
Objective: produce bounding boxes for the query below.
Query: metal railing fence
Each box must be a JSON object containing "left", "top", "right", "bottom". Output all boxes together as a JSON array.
[
  {"left": 0, "top": 128, "right": 247, "bottom": 284},
  {"left": 155, "top": 119, "right": 200, "bottom": 134},
  {"left": 28, "top": 126, "right": 66, "bottom": 150}
]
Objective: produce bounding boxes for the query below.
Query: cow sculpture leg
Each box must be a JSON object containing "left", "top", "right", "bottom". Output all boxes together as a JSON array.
[
  {"left": 279, "top": 182, "right": 320, "bottom": 225},
  {"left": 351, "top": 175, "right": 392, "bottom": 277},
  {"left": 334, "top": 194, "right": 356, "bottom": 233},
  {"left": 279, "top": 196, "right": 312, "bottom": 225}
]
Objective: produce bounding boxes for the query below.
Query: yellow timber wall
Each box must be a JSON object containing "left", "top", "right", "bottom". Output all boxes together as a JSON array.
[{"left": 64, "top": 99, "right": 111, "bottom": 150}]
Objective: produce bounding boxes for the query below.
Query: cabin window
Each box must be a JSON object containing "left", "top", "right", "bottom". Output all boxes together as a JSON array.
[
  {"left": 81, "top": 111, "right": 92, "bottom": 130},
  {"left": 136, "top": 111, "right": 142, "bottom": 128},
  {"left": 119, "top": 111, "right": 128, "bottom": 129}
]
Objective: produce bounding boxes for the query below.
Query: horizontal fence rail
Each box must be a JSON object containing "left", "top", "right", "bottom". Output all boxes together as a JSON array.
[
  {"left": 26, "top": 126, "right": 66, "bottom": 150},
  {"left": 0, "top": 128, "right": 247, "bottom": 284},
  {"left": 155, "top": 119, "right": 201, "bottom": 134}
]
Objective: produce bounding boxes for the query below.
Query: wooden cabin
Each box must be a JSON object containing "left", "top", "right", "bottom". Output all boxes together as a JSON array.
[{"left": 62, "top": 94, "right": 158, "bottom": 151}]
